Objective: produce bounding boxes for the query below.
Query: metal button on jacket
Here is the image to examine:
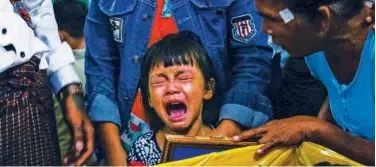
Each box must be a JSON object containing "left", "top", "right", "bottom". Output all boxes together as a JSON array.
[
  {"left": 142, "top": 14, "right": 149, "bottom": 22},
  {"left": 132, "top": 56, "right": 140, "bottom": 63}
]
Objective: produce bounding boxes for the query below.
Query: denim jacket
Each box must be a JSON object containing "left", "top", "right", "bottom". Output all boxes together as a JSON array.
[{"left": 85, "top": 0, "right": 273, "bottom": 130}]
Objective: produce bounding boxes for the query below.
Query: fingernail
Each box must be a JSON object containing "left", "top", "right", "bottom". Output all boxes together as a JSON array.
[
  {"left": 75, "top": 141, "right": 84, "bottom": 150},
  {"left": 257, "top": 149, "right": 263, "bottom": 154},
  {"left": 233, "top": 136, "right": 240, "bottom": 141}
]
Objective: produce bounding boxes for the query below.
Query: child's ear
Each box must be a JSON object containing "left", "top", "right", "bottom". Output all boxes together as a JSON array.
[{"left": 203, "top": 78, "right": 215, "bottom": 100}]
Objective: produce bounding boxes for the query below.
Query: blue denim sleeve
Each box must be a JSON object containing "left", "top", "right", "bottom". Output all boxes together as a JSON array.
[
  {"left": 220, "top": 0, "right": 273, "bottom": 128},
  {"left": 84, "top": 0, "right": 121, "bottom": 126}
]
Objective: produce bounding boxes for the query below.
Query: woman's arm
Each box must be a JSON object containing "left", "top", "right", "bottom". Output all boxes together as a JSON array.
[
  {"left": 234, "top": 116, "right": 375, "bottom": 165},
  {"left": 311, "top": 120, "right": 375, "bottom": 165}
]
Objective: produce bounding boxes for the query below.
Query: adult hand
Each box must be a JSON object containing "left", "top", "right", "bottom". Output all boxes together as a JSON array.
[
  {"left": 208, "top": 120, "right": 242, "bottom": 137},
  {"left": 233, "top": 116, "right": 320, "bottom": 155},
  {"left": 63, "top": 94, "right": 94, "bottom": 166}
]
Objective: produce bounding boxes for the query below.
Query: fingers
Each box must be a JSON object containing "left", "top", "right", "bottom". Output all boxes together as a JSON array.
[
  {"left": 233, "top": 126, "right": 268, "bottom": 142},
  {"left": 257, "top": 139, "right": 278, "bottom": 155},
  {"left": 74, "top": 120, "right": 95, "bottom": 166},
  {"left": 64, "top": 125, "right": 84, "bottom": 165},
  {"left": 258, "top": 132, "right": 275, "bottom": 144}
]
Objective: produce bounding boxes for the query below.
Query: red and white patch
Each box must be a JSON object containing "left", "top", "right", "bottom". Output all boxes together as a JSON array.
[{"left": 231, "top": 14, "right": 257, "bottom": 43}]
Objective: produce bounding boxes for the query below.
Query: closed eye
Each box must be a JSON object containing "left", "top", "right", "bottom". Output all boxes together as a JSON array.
[
  {"left": 177, "top": 75, "right": 193, "bottom": 82},
  {"left": 176, "top": 71, "right": 193, "bottom": 82},
  {"left": 151, "top": 78, "right": 166, "bottom": 86},
  {"left": 179, "top": 77, "right": 192, "bottom": 81},
  {"left": 151, "top": 80, "right": 165, "bottom": 85}
]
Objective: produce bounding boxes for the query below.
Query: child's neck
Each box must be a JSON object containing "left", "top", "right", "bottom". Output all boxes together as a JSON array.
[
  {"left": 156, "top": 117, "right": 213, "bottom": 149},
  {"left": 161, "top": 120, "right": 210, "bottom": 136}
]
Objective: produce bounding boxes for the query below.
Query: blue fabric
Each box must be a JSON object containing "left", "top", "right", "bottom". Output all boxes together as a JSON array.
[
  {"left": 85, "top": 0, "right": 273, "bottom": 129},
  {"left": 219, "top": 104, "right": 270, "bottom": 128},
  {"left": 89, "top": 94, "right": 122, "bottom": 126},
  {"left": 305, "top": 30, "right": 375, "bottom": 141}
]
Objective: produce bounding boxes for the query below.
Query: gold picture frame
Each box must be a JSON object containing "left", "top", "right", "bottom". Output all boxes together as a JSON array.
[{"left": 161, "top": 135, "right": 256, "bottom": 163}]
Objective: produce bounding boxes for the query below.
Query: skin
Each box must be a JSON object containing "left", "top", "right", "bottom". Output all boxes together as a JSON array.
[
  {"left": 96, "top": 123, "right": 127, "bottom": 166},
  {"left": 59, "top": 30, "right": 86, "bottom": 50},
  {"left": 147, "top": 62, "right": 215, "bottom": 148},
  {"left": 62, "top": 93, "right": 95, "bottom": 166},
  {"left": 208, "top": 120, "right": 242, "bottom": 137},
  {"left": 234, "top": 0, "right": 375, "bottom": 165},
  {"left": 317, "top": 96, "right": 338, "bottom": 126},
  {"left": 148, "top": 63, "right": 213, "bottom": 132}
]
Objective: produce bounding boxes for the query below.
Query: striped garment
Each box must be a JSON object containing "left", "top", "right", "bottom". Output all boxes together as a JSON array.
[{"left": 0, "top": 56, "right": 61, "bottom": 165}]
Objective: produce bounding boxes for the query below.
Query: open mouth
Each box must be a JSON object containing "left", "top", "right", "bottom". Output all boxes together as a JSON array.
[{"left": 166, "top": 102, "right": 187, "bottom": 122}]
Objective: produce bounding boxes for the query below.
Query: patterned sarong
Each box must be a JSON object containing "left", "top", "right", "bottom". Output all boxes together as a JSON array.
[{"left": 0, "top": 56, "right": 61, "bottom": 165}]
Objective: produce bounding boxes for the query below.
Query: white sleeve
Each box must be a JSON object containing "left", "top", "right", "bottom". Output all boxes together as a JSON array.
[{"left": 24, "top": 0, "right": 81, "bottom": 94}]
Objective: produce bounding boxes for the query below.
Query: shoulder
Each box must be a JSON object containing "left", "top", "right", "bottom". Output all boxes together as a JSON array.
[{"left": 97, "top": 0, "right": 136, "bottom": 16}]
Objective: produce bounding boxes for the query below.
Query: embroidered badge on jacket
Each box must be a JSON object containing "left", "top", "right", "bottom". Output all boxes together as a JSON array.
[
  {"left": 110, "top": 17, "right": 123, "bottom": 42},
  {"left": 231, "top": 14, "right": 257, "bottom": 43}
]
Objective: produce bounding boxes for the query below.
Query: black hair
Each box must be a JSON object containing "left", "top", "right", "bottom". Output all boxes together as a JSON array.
[
  {"left": 140, "top": 31, "right": 216, "bottom": 131},
  {"left": 53, "top": 0, "right": 88, "bottom": 38},
  {"left": 282, "top": 0, "right": 367, "bottom": 22}
]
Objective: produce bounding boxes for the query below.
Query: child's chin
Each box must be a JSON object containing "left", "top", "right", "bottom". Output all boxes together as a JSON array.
[{"left": 168, "top": 122, "right": 191, "bottom": 132}]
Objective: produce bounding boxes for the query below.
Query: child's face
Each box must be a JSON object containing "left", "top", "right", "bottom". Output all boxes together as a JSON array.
[{"left": 148, "top": 62, "right": 213, "bottom": 132}]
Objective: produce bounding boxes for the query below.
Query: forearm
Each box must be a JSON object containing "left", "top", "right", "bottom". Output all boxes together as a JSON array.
[
  {"left": 311, "top": 121, "right": 375, "bottom": 165},
  {"left": 317, "top": 97, "right": 331, "bottom": 120},
  {"left": 59, "top": 84, "right": 85, "bottom": 111},
  {"left": 215, "top": 120, "right": 242, "bottom": 137},
  {"left": 317, "top": 97, "right": 339, "bottom": 128},
  {"left": 96, "top": 122, "right": 127, "bottom": 165}
]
